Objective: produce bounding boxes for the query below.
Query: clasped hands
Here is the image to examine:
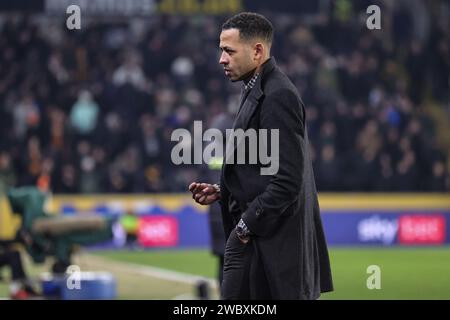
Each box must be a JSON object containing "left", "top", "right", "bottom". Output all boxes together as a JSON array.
[
  {"left": 188, "top": 182, "right": 249, "bottom": 244},
  {"left": 188, "top": 182, "right": 220, "bottom": 205}
]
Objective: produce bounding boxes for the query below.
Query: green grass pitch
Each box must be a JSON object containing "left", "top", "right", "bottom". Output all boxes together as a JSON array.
[
  {"left": 94, "top": 247, "right": 450, "bottom": 300},
  {"left": 1, "top": 247, "right": 449, "bottom": 299}
]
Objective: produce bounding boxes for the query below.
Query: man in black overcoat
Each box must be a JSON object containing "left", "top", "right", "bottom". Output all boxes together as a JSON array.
[{"left": 189, "top": 12, "right": 333, "bottom": 300}]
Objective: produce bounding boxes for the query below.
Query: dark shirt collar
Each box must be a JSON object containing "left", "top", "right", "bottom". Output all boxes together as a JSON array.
[
  {"left": 242, "top": 57, "right": 274, "bottom": 91},
  {"left": 243, "top": 72, "right": 259, "bottom": 91}
]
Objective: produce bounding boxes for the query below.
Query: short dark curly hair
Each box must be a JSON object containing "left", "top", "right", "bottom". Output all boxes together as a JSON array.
[{"left": 222, "top": 12, "right": 273, "bottom": 44}]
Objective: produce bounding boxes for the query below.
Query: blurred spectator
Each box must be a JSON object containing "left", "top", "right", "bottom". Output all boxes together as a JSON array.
[
  {"left": 112, "top": 50, "right": 148, "bottom": 91},
  {"left": 0, "top": 247, "right": 40, "bottom": 299},
  {"left": 316, "top": 144, "right": 340, "bottom": 191},
  {"left": 0, "top": 152, "right": 16, "bottom": 195},
  {"left": 13, "top": 94, "right": 40, "bottom": 140},
  {"left": 56, "top": 163, "right": 79, "bottom": 193},
  {"left": 427, "top": 160, "right": 448, "bottom": 191},
  {"left": 70, "top": 90, "right": 99, "bottom": 138}
]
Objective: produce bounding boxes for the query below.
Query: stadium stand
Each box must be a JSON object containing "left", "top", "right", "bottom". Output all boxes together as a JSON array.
[{"left": 0, "top": 0, "right": 448, "bottom": 194}]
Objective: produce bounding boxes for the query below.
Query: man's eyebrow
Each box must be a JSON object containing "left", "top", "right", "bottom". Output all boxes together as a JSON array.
[{"left": 219, "top": 46, "right": 235, "bottom": 51}]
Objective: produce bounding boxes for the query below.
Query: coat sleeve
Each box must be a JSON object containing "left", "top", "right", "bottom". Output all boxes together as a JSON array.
[
  {"left": 241, "top": 88, "right": 306, "bottom": 237},
  {"left": 219, "top": 175, "right": 234, "bottom": 239}
]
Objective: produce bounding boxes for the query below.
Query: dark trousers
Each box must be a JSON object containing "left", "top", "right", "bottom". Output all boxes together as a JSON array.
[
  {"left": 218, "top": 255, "right": 224, "bottom": 287},
  {"left": 0, "top": 250, "right": 26, "bottom": 280},
  {"left": 221, "top": 229, "right": 272, "bottom": 300}
]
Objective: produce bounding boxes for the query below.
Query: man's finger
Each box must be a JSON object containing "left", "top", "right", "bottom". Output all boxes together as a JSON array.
[
  {"left": 195, "top": 193, "right": 203, "bottom": 201},
  {"left": 200, "top": 183, "right": 211, "bottom": 189},
  {"left": 193, "top": 184, "right": 204, "bottom": 194},
  {"left": 188, "top": 182, "right": 197, "bottom": 191},
  {"left": 202, "top": 186, "right": 213, "bottom": 194}
]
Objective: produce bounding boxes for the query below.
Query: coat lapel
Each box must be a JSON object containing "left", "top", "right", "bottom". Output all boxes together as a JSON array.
[
  {"left": 232, "top": 57, "right": 276, "bottom": 131},
  {"left": 232, "top": 86, "right": 263, "bottom": 131}
]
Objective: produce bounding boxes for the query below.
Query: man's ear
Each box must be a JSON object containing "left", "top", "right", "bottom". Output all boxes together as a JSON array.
[{"left": 254, "top": 43, "right": 264, "bottom": 60}]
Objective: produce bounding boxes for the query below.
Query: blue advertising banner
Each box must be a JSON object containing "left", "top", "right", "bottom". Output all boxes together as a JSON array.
[{"left": 2, "top": 193, "right": 449, "bottom": 249}]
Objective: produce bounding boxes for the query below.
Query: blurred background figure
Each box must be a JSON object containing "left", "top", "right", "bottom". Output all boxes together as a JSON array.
[
  {"left": 0, "top": 242, "right": 40, "bottom": 299},
  {"left": 70, "top": 90, "right": 99, "bottom": 141}
]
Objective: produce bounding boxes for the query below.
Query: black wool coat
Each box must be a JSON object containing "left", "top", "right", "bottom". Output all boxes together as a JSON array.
[{"left": 219, "top": 58, "right": 334, "bottom": 299}]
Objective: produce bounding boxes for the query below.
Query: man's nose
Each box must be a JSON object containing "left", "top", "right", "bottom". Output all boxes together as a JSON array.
[{"left": 219, "top": 52, "right": 228, "bottom": 65}]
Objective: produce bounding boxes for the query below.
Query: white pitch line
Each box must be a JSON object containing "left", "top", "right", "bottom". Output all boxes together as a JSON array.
[
  {"left": 83, "top": 254, "right": 219, "bottom": 289},
  {"left": 172, "top": 293, "right": 196, "bottom": 300}
]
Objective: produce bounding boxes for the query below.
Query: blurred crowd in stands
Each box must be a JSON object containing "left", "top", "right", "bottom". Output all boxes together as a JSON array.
[{"left": 0, "top": 0, "right": 449, "bottom": 194}]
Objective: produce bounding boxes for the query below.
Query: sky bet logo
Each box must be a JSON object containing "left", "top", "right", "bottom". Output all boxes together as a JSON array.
[
  {"left": 357, "top": 214, "right": 447, "bottom": 245},
  {"left": 357, "top": 215, "right": 398, "bottom": 245}
]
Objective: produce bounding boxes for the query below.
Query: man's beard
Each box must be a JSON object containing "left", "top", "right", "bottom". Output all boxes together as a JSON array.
[{"left": 237, "top": 67, "right": 257, "bottom": 83}]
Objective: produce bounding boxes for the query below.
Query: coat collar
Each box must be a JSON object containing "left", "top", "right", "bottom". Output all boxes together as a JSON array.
[
  {"left": 247, "top": 56, "right": 276, "bottom": 101},
  {"left": 232, "top": 57, "right": 276, "bottom": 130}
]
